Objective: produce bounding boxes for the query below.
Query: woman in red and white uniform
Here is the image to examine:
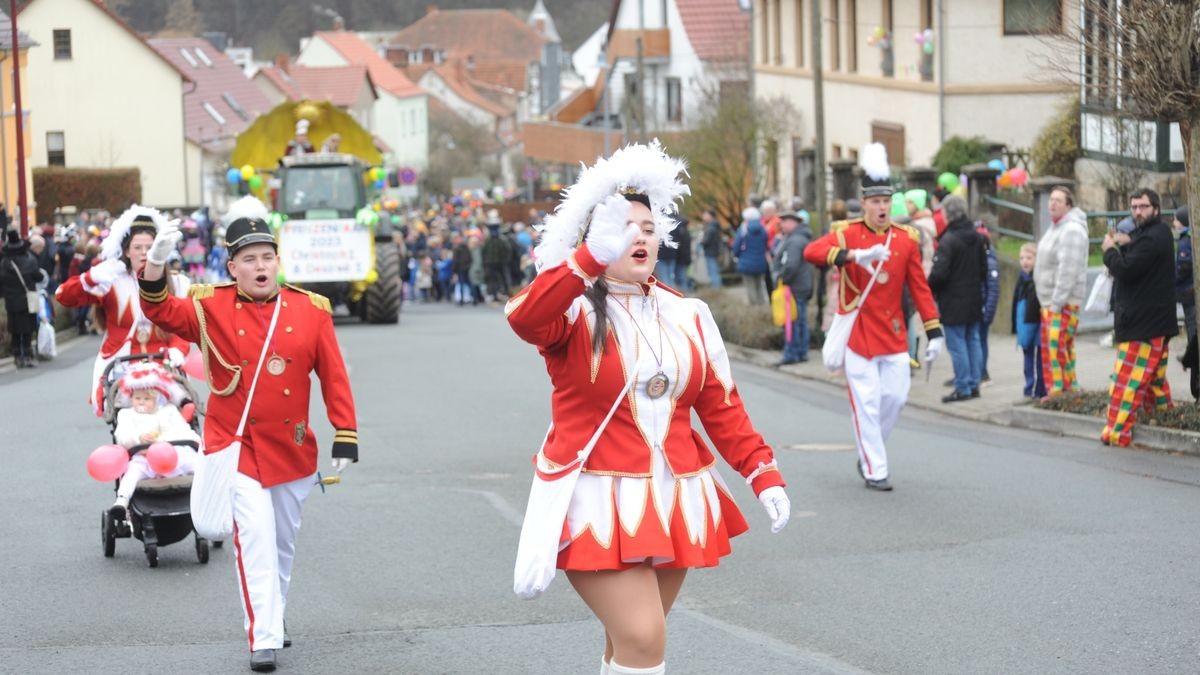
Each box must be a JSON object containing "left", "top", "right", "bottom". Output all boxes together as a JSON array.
[
  {"left": 56, "top": 205, "right": 190, "bottom": 415},
  {"left": 506, "top": 142, "right": 791, "bottom": 675}
]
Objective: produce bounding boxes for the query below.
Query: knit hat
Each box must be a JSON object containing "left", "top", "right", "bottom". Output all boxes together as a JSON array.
[
  {"left": 3, "top": 228, "right": 25, "bottom": 251},
  {"left": 1175, "top": 206, "right": 1190, "bottom": 230}
]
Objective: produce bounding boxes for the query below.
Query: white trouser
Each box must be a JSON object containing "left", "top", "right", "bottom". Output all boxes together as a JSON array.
[
  {"left": 232, "top": 471, "right": 315, "bottom": 651},
  {"left": 116, "top": 446, "right": 199, "bottom": 500},
  {"left": 844, "top": 348, "right": 910, "bottom": 481}
]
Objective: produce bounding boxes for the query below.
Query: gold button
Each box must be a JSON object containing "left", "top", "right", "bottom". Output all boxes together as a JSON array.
[
  {"left": 284, "top": 418, "right": 290, "bottom": 424},
  {"left": 286, "top": 357, "right": 293, "bottom": 363},
  {"left": 238, "top": 329, "right": 245, "bottom": 336},
  {"left": 249, "top": 418, "right": 256, "bottom": 425},
  {"left": 235, "top": 302, "right": 243, "bottom": 309},
  {"left": 241, "top": 359, "right": 249, "bottom": 366},
  {"left": 286, "top": 326, "right": 293, "bottom": 333},
  {"left": 284, "top": 388, "right": 291, "bottom": 396},
  {"left": 282, "top": 301, "right": 288, "bottom": 307}
]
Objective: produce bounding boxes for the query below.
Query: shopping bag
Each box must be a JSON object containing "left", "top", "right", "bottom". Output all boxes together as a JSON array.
[
  {"left": 189, "top": 442, "right": 240, "bottom": 540},
  {"left": 513, "top": 442, "right": 581, "bottom": 600},
  {"left": 822, "top": 308, "right": 859, "bottom": 371},
  {"left": 24, "top": 290, "right": 38, "bottom": 314},
  {"left": 771, "top": 281, "right": 797, "bottom": 327},
  {"left": 1084, "top": 271, "right": 1113, "bottom": 314},
  {"left": 36, "top": 320, "right": 56, "bottom": 359}
]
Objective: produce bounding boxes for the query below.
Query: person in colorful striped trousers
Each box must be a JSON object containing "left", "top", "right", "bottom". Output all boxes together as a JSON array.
[
  {"left": 1100, "top": 188, "right": 1178, "bottom": 447},
  {"left": 1033, "top": 186, "right": 1089, "bottom": 398}
]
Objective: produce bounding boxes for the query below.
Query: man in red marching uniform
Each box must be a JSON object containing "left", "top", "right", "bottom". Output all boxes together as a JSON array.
[
  {"left": 138, "top": 197, "right": 358, "bottom": 672},
  {"left": 805, "top": 144, "right": 944, "bottom": 490}
]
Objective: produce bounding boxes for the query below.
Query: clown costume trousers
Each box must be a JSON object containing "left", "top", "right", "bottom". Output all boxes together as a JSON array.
[
  {"left": 844, "top": 348, "right": 911, "bottom": 481},
  {"left": 1040, "top": 305, "right": 1079, "bottom": 396},
  {"left": 232, "top": 471, "right": 314, "bottom": 651},
  {"left": 115, "top": 446, "right": 199, "bottom": 500},
  {"left": 1102, "top": 337, "right": 1172, "bottom": 447}
]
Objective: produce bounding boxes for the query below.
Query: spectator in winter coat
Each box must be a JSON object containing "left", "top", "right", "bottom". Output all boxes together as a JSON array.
[
  {"left": 673, "top": 216, "right": 692, "bottom": 291},
  {"left": 655, "top": 216, "right": 680, "bottom": 286},
  {"left": 732, "top": 207, "right": 769, "bottom": 306},
  {"left": 1012, "top": 242, "right": 1046, "bottom": 398},
  {"left": 699, "top": 209, "right": 724, "bottom": 288},
  {"left": 928, "top": 195, "right": 987, "bottom": 403},
  {"left": 1174, "top": 206, "right": 1193, "bottom": 339},
  {"left": 772, "top": 212, "right": 813, "bottom": 365},
  {"left": 1100, "top": 188, "right": 1178, "bottom": 447},
  {"left": 1034, "top": 186, "right": 1089, "bottom": 397},
  {"left": 0, "top": 229, "right": 47, "bottom": 368},
  {"left": 977, "top": 222, "right": 1001, "bottom": 384},
  {"left": 451, "top": 234, "right": 475, "bottom": 306}
]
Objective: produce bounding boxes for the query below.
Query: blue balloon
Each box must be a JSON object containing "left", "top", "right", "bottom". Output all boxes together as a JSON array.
[
  {"left": 987, "top": 159, "right": 1006, "bottom": 172},
  {"left": 373, "top": 179, "right": 385, "bottom": 189},
  {"left": 226, "top": 168, "right": 241, "bottom": 185}
]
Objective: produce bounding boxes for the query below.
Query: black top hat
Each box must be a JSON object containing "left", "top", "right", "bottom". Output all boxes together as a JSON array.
[
  {"left": 225, "top": 217, "right": 276, "bottom": 256},
  {"left": 861, "top": 174, "right": 894, "bottom": 199},
  {"left": 3, "top": 228, "right": 26, "bottom": 251}
]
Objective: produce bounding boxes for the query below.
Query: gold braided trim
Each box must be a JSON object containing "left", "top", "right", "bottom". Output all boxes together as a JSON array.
[
  {"left": 193, "top": 297, "right": 242, "bottom": 397},
  {"left": 923, "top": 318, "right": 942, "bottom": 331},
  {"left": 284, "top": 284, "right": 332, "bottom": 313},
  {"left": 897, "top": 223, "right": 921, "bottom": 243},
  {"left": 140, "top": 285, "right": 169, "bottom": 303},
  {"left": 334, "top": 431, "right": 358, "bottom": 441},
  {"left": 825, "top": 247, "right": 840, "bottom": 266}
]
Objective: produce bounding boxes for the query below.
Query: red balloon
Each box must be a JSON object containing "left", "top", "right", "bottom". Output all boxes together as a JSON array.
[
  {"left": 182, "top": 348, "right": 206, "bottom": 381},
  {"left": 146, "top": 441, "right": 179, "bottom": 475},
  {"left": 87, "top": 444, "right": 130, "bottom": 482},
  {"left": 1009, "top": 167, "right": 1029, "bottom": 187}
]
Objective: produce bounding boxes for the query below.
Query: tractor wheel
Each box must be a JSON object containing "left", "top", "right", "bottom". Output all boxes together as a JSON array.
[{"left": 364, "top": 242, "right": 401, "bottom": 324}]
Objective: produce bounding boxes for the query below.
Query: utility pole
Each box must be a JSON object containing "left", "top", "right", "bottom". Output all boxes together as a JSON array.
[
  {"left": 810, "top": 0, "right": 826, "bottom": 234},
  {"left": 9, "top": 0, "right": 26, "bottom": 237},
  {"left": 635, "top": 37, "right": 646, "bottom": 143}
]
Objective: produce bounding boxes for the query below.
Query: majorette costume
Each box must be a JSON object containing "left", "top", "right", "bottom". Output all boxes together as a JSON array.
[
  {"left": 506, "top": 141, "right": 786, "bottom": 571},
  {"left": 138, "top": 196, "right": 357, "bottom": 656},
  {"left": 804, "top": 144, "right": 943, "bottom": 485},
  {"left": 56, "top": 205, "right": 191, "bottom": 416}
]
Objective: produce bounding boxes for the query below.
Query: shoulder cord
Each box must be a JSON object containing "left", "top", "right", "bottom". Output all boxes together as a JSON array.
[{"left": 193, "top": 296, "right": 242, "bottom": 397}]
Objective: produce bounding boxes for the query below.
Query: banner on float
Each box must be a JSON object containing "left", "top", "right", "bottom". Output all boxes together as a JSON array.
[{"left": 279, "top": 219, "right": 372, "bottom": 283}]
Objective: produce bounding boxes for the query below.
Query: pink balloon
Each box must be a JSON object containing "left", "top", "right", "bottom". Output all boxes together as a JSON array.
[
  {"left": 87, "top": 444, "right": 130, "bottom": 482},
  {"left": 182, "top": 349, "right": 206, "bottom": 381},
  {"left": 146, "top": 441, "right": 179, "bottom": 475},
  {"left": 1010, "top": 167, "right": 1029, "bottom": 187}
]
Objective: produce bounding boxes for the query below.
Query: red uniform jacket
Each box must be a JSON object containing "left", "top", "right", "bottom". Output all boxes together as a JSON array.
[
  {"left": 506, "top": 245, "right": 785, "bottom": 496},
  {"left": 139, "top": 279, "right": 358, "bottom": 488},
  {"left": 805, "top": 218, "right": 942, "bottom": 358},
  {"left": 56, "top": 267, "right": 189, "bottom": 358}
]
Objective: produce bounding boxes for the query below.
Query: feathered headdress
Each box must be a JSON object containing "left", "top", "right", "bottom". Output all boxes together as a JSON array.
[
  {"left": 859, "top": 143, "right": 893, "bottom": 198},
  {"left": 100, "top": 205, "right": 168, "bottom": 261},
  {"left": 534, "top": 139, "right": 690, "bottom": 273},
  {"left": 222, "top": 195, "right": 271, "bottom": 224}
]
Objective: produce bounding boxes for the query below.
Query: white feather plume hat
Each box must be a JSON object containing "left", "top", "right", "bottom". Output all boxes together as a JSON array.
[
  {"left": 859, "top": 142, "right": 894, "bottom": 198},
  {"left": 533, "top": 139, "right": 690, "bottom": 274},
  {"left": 99, "top": 204, "right": 168, "bottom": 261}
]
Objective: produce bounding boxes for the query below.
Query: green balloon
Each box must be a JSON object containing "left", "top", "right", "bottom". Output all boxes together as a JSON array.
[
  {"left": 248, "top": 175, "right": 263, "bottom": 191},
  {"left": 390, "top": 214, "right": 401, "bottom": 225},
  {"left": 937, "top": 172, "right": 959, "bottom": 191},
  {"left": 277, "top": 271, "right": 287, "bottom": 284}
]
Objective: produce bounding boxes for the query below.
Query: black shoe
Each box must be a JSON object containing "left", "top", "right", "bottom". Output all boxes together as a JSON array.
[
  {"left": 283, "top": 621, "right": 291, "bottom": 648},
  {"left": 26, "top": 357, "right": 37, "bottom": 368},
  {"left": 774, "top": 359, "right": 800, "bottom": 367},
  {"left": 942, "top": 377, "right": 955, "bottom": 387},
  {"left": 942, "top": 390, "right": 972, "bottom": 403},
  {"left": 865, "top": 477, "right": 893, "bottom": 491},
  {"left": 249, "top": 649, "right": 276, "bottom": 672},
  {"left": 970, "top": 388, "right": 981, "bottom": 398}
]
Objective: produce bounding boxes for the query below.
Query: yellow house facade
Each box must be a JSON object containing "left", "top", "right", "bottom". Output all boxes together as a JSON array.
[{"left": 0, "top": 10, "right": 35, "bottom": 224}]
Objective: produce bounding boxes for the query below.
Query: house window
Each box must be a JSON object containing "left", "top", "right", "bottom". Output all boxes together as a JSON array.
[
  {"left": 765, "top": 139, "right": 779, "bottom": 195},
  {"left": 920, "top": 0, "right": 934, "bottom": 29},
  {"left": 666, "top": 77, "right": 682, "bottom": 123},
  {"left": 53, "top": 29, "right": 71, "bottom": 60},
  {"left": 794, "top": 0, "right": 804, "bottom": 68},
  {"left": 1003, "top": 0, "right": 1062, "bottom": 35},
  {"left": 772, "top": 0, "right": 783, "bottom": 65},
  {"left": 871, "top": 120, "right": 905, "bottom": 167},
  {"left": 202, "top": 102, "right": 227, "bottom": 126},
  {"left": 47, "top": 132, "right": 65, "bottom": 166},
  {"left": 223, "top": 93, "right": 249, "bottom": 121},
  {"left": 828, "top": 0, "right": 840, "bottom": 71},
  {"left": 422, "top": 47, "right": 435, "bottom": 63},
  {"left": 759, "top": 0, "right": 769, "bottom": 64},
  {"left": 846, "top": 0, "right": 857, "bottom": 73}
]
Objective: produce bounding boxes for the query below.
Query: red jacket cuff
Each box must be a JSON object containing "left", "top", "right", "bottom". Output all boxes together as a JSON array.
[
  {"left": 751, "top": 470, "right": 786, "bottom": 495},
  {"left": 573, "top": 245, "right": 607, "bottom": 279}
]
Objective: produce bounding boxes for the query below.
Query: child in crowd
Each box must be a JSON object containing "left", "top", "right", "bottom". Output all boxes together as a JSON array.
[
  {"left": 109, "top": 363, "right": 201, "bottom": 519},
  {"left": 415, "top": 254, "right": 434, "bottom": 302},
  {"left": 1012, "top": 242, "right": 1046, "bottom": 398}
]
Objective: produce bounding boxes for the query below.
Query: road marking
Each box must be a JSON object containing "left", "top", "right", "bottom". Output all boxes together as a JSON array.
[
  {"left": 782, "top": 443, "right": 856, "bottom": 452},
  {"left": 457, "top": 488, "right": 524, "bottom": 527},
  {"left": 675, "top": 605, "right": 874, "bottom": 674}
]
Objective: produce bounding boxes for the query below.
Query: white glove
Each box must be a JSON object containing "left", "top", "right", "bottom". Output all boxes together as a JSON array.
[
  {"left": 87, "top": 257, "right": 126, "bottom": 292},
  {"left": 331, "top": 457, "right": 352, "bottom": 474},
  {"left": 166, "top": 347, "right": 186, "bottom": 368},
  {"left": 853, "top": 244, "right": 891, "bottom": 272},
  {"left": 584, "top": 195, "right": 638, "bottom": 265},
  {"left": 147, "top": 219, "right": 183, "bottom": 266},
  {"left": 925, "top": 336, "right": 944, "bottom": 364},
  {"left": 757, "top": 486, "right": 791, "bottom": 534}
]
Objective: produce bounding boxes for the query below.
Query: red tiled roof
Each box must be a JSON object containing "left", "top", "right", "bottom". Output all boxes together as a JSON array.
[
  {"left": 256, "top": 66, "right": 302, "bottom": 100},
  {"left": 313, "top": 31, "right": 423, "bottom": 98},
  {"left": 287, "top": 65, "right": 376, "bottom": 107},
  {"left": 676, "top": 0, "right": 750, "bottom": 61},
  {"left": 469, "top": 60, "right": 529, "bottom": 92},
  {"left": 427, "top": 64, "right": 512, "bottom": 119},
  {"left": 148, "top": 37, "right": 273, "bottom": 145},
  {"left": 388, "top": 9, "right": 545, "bottom": 63}
]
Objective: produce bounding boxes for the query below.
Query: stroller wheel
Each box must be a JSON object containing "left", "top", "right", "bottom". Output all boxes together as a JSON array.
[
  {"left": 145, "top": 543, "right": 158, "bottom": 568},
  {"left": 212, "top": 540, "right": 224, "bottom": 549},
  {"left": 101, "top": 511, "right": 116, "bottom": 558},
  {"left": 196, "top": 537, "right": 209, "bottom": 564}
]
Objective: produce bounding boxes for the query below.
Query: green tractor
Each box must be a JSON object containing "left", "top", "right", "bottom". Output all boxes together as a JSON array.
[{"left": 271, "top": 153, "right": 402, "bottom": 324}]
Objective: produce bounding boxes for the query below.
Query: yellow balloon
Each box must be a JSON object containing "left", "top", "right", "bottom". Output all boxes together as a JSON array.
[
  {"left": 952, "top": 185, "right": 968, "bottom": 197},
  {"left": 365, "top": 269, "right": 379, "bottom": 284},
  {"left": 873, "top": 25, "right": 885, "bottom": 39},
  {"left": 240, "top": 164, "right": 255, "bottom": 180}
]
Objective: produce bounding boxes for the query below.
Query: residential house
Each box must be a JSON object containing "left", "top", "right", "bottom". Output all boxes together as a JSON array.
[
  {"left": 0, "top": 9, "right": 35, "bottom": 222},
  {"left": 20, "top": 0, "right": 191, "bottom": 207},
  {"left": 296, "top": 31, "right": 428, "bottom": 172},
  {"left": 415, "top": 62, "right": 519, "bottom": 187},
  {"left": 254, "top": 63, "right": 377, "bottom": 130},
  {"left": 524, "top": 0, "right": 751, "bottom": 165},
  {"left": 149, "top": 37, "right": 274, "bottom": 212}
]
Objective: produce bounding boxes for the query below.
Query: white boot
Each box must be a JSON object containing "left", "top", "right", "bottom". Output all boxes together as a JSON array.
[{"left": 609, "top": 661, "right": 665, "bottom": 674}]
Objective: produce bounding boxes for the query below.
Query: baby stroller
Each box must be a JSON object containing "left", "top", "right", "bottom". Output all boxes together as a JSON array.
[{"left": 97, "top": 353, "right": 216, "bottom": 567}]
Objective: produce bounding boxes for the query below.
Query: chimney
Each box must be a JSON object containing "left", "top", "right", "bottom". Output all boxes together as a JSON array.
[
  {"left": 275, "top": 53, "right": 290, "bottom": 72},
  {"left": 466, "top": 54, "right": 475, "bottom": 73},
  {"left": 426, "top": 5, "right": 438, "bottom": 16},
  {"left": 332, "top": 16, "right": 345, "bottom": 31}
]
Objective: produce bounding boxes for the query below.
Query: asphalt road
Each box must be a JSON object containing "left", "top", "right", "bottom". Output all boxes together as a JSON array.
[{"left": 3, "top": 301, "right": 1199, "bottom": 674}]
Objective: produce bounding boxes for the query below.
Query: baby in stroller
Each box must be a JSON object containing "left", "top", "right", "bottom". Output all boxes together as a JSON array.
[{"left": 108, "top": 361, "right": 201, "bottom": 520}]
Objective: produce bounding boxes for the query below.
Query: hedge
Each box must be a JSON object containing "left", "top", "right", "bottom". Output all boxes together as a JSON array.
[{"left": 33, "top": 167, "right": 141, "bottom": 219}]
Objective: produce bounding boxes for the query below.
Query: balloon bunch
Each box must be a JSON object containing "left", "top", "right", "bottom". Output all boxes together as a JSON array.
[
  {"left": 987, "top": 160, "right": 1030, "bottom": 189},
  {"left": 866, "top": 25, "right": 892, "bottom": 49},
  {"left": 364, "top": 167, "right": 387, "bottom": 190},
  {"left": 914, "top": 28, "right": 935, "bottom": 55},
  {"left": 226, "top": 164, "right": 263, "bottom": 192}
]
